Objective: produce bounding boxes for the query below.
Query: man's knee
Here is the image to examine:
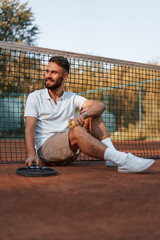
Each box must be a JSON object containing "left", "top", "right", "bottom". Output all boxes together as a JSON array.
[
  {"left": 69, "top": 125, "right": 90, "bottom": 146},
  {"left": 69, "top": 126, "right": 84, "bottom": 142}
]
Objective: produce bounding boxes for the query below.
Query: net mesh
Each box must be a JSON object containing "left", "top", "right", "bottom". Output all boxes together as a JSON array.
[{"left": 0, "top": 41, "right": 160, "bottom": 163}]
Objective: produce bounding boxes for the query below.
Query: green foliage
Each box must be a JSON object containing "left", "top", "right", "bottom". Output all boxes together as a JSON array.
[
  {"left": 0, "top": 50, "right": 44, "bottom": 93},
  {"left": 0, "top": 0, "right": 39, "bottom": 45}
]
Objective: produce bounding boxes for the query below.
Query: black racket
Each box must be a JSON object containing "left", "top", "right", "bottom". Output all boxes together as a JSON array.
[{"left": 16, "top": 163, "right": 57, "bottom": 177}]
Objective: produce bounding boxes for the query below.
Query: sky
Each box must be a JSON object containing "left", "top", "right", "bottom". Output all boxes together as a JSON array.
[{"left": 24, "top": 0, "right": 160, "bottom": 64}]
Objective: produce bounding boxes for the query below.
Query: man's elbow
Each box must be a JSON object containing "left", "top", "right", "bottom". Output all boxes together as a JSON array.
[
  {"left": 95, "top": 101, "right": 106, "bottom": 115},
  {"left": 99, "top": 102, "right": 106, "bottom": 112},
  {"left": 102, "top": 102, "right": 106, "bottom": 111}
]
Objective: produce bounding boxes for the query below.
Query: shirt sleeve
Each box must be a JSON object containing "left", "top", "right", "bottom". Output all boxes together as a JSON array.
[
  {"left": 24, "top": 93, "right": 38, "bottom": 118},
  {"left": 74, "top": 94, "right": 87, "bottom": 111}
]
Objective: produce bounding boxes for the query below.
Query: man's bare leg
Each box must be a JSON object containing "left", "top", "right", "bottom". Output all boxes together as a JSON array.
[
  {"left": 69, "top": 116, "right": 121, "bottom": 161},
  {"left": 69, "top": 117, "right": 155, "bottom": 173},
  {"left": 83, "top": 116, "right": 109, "bottom": 140},
  {"left": 69, "top": 126, "right": 106, "bottom": 160}
]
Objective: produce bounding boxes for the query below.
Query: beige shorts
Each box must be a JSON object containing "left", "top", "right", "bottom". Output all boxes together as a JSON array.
[{"left": 37, "top": 131, "right": 80, "bottom": 165}]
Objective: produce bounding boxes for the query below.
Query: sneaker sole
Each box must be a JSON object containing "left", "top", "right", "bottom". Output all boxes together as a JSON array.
[{"left": 118, "top": 159, "right": 155, "bottom": 173}]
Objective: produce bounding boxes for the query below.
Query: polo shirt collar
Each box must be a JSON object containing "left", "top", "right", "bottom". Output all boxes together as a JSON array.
[{"left": 43, "top": 88, "right": 66, "bottom": 100}]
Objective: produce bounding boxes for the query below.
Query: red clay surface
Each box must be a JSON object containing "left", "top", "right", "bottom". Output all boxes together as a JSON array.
[{"left": 0, "top": 160, "right": 160, "bottom": 240}]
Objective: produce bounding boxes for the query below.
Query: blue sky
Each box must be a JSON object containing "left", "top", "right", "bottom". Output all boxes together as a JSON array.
[{"left": 25, "top": 0, "right": 160, "bottom": 64}]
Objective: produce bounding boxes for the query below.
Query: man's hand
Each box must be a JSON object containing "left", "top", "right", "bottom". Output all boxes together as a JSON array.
[
  {"left": 69, "top": 114, "right": 85, "bottom": 128},
  {"left": 25, "top": 155, "right": 40, "bottom": 167}
]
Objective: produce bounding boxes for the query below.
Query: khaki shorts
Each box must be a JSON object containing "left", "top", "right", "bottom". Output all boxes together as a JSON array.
[{"left": 37, "top": 131, "right": 80, "bottom": 166}]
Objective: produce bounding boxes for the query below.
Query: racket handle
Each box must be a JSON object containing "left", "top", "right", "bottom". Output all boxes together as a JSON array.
[{"left": 69, "top": 120, "right": 77, "bottom": 129}]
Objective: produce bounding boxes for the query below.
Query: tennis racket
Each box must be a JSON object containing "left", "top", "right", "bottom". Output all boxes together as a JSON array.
[{"left": 16, "top": 163, "right": 57, "bottom": 177}]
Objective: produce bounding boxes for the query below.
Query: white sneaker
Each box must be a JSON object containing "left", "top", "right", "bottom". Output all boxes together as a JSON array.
[
  {"left": 106, "top": 161, "right": 117, "bottom": 167},
  {"left": 118, "top": 153, "right": 155, "bottom": 173}
]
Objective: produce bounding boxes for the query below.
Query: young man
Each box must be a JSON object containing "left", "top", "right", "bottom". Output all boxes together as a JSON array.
[{"left": 24, "top": 56, "right": 154, "bottom": 173}]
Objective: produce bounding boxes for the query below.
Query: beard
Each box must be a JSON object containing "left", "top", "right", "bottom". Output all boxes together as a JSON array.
[{"left": 45, "top": 76, "right": 63, "bottom": 90}]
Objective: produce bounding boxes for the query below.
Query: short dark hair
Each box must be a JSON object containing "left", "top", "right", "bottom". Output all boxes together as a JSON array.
[{"left": 49, "top": 56, "right": 70, "bottom": 73}]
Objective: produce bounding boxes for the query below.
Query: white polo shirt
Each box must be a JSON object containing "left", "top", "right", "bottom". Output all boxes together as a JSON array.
[{"left": 24, "top": 88, "right": 87, "bottom": 150}]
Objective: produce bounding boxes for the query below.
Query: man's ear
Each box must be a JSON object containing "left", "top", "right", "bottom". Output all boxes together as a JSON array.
[{"left": 63, "top": 72, "right": 69, "bottom": 81}]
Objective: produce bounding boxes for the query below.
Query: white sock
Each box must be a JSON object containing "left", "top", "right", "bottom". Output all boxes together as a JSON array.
[
  {"left": 101, "top": 137, "right": 116, "bottom": 150},
  {"left": 104, "top": 147, "right": 127, "bottom": 165}
]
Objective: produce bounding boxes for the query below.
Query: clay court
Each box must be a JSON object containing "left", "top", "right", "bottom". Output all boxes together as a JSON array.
[{"left": 1, "top": 159, "right": 160, "bottom": 240}]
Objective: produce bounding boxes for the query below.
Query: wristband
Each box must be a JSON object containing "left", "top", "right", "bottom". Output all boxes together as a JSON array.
[{"left": 80, "top": 111, "right": 89, "bottom": 119}]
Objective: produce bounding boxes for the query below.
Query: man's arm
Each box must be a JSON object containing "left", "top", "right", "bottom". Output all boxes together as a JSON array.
[
  {"left": 25, "top": 116, "right": 40, "bottom": 166},
  {"left": 69, "top": 100, "right": 106, "bottom": 127},
  {"left": 81, "top": 99, "right": 106, "bottom": 118}
]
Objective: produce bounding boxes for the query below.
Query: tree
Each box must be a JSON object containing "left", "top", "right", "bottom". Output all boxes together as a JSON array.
[
  {"left": 0, "top": 0, "right": 39, "bottom": 45},
  {"left": 0, "top": 51, "right": 44, "bottom": 93}
]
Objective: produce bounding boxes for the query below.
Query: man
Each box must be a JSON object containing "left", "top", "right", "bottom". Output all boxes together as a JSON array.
[{"left": 25, "top": 56, "right": 154, "bottom": 173}]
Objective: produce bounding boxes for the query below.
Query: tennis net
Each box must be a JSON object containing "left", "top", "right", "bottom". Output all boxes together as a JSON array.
[{"left": 0, "top": 41, "right": 160, "bottom": 163}]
